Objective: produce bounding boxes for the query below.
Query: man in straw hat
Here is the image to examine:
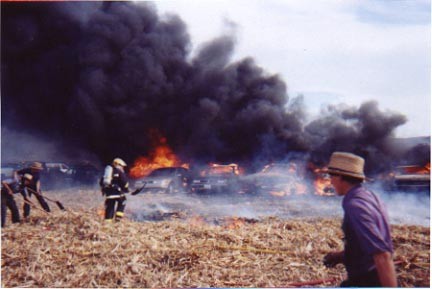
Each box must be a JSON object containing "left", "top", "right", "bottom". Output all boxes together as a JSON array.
[
  {"left": 323, "top": 152, "right": 397, "bottom": 287},
  {"left": 15, "top": 162, "right": 51, "bottom": 217}
]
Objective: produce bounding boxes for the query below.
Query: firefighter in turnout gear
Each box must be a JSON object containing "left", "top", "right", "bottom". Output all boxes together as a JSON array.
[{"left": 101, "top": 158, "right": 129, "bottom": 222}]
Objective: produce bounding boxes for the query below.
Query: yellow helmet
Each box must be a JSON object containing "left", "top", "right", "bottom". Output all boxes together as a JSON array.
[{"left": 112, "top": 158, "right": 127, "bottom": 167}]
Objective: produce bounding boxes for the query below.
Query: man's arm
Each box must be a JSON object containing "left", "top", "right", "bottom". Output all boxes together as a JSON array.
[
  {"left": 2, "top": 182, "right": 13, "bottom": 195},
  {"left": 373, "top": 251, "right": 397, "bottom": 287},
  {"left": 36, "top": 180, "right": 41, "bottom": 193}
]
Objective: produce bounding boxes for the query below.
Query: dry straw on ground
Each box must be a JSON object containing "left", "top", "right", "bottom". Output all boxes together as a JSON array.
[{"left": 1, "top": 189, "right": 430, "bottom": 288}]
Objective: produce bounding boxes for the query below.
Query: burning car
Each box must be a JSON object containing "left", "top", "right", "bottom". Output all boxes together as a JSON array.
[
  {"left": 250, "top": 162, "right": 308, "bottom": 196},
  {"left": 388, "top": 164, "right": 430, "bottom": 192},
  {"left": 134, "top": 167, "right": 192, "bottom": 194},
  {"left": 190, "top": 163, "right": 243, "bottom": 194}
]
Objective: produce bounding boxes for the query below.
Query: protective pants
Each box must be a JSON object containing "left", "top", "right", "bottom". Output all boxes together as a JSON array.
[
  {"left": 1, "top": 191, "right": 21, "bottom": 227},
  {"left": 104, "top": 196, "right": 126, "bottom": 221},
  {"left": 22, "top": 189, "right": 51, "bottom": 217}
]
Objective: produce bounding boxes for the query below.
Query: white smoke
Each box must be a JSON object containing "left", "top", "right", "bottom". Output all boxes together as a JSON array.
[
  {"left": 376, "top": 191, "right": 430, "bottom": 227},
  {"left": 125, "top": 188, "right": 429, "bottom": 227}
]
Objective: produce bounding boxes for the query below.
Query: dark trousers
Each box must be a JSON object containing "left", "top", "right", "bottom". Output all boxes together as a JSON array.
[
  {"left": 341, "top": 269, "right": 381, "bottom": 287},
  {"left": 22, "top": 189, "right": 51, "bottom": 217},
  {"left": 104, "top": 196, "right": 126, "bottom": 220},
  {"left": 1, "top": 192, "right": 21, "bottom": 227}
]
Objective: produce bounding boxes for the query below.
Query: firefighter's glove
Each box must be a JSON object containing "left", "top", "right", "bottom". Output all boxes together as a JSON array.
[{"left": 323, "top": 252, "right": 342, "bottom": 268}]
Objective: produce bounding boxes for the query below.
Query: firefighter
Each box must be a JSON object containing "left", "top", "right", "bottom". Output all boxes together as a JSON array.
[
  {"left": 15, "top": 162, "right": 51, "bottom": 217},
  {"left": 1, "top": 175, "right": 21, "bottom": 227},
  {"left": 101, "top": 158, "right": 129, "bottom": 222}
]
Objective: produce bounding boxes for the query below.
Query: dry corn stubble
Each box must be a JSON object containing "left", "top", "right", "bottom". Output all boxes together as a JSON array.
[{"left": 1, "top": 189, "right": 429, "bottom": 287}]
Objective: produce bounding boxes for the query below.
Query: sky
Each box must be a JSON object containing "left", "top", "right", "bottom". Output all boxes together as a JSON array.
[{"left": 153, "top": 0, "right": 431, "bottom": 138}]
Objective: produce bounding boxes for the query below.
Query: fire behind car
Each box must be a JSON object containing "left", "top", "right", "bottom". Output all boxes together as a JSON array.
[
  {"left": 387, "top": 164, "right": 430, "bottom": 193},
  {"left": 249, "top": 162, "right": 308, "bottom": 196},
  {"left": 190, "top": 163, "right": 243, "bottom": 194},
  {"left": 134, "top": 167, "right": 191, "bottom": 194}
]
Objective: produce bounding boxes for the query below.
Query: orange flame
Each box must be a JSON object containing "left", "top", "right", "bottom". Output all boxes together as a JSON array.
[
  {"left": 201, "top": 163, "right": 241, "bottom": 176},
  {"left": 268, "top": 182, "right": 308, "bottom": 197},
  {"left": 187, "top": 215, "right": 207, "bottom": 227},
  {"left": 269, "top": 191, "right": 290, "bottom": 197},
  {"left": 313, "top": 174, "right": 335, "bottom": 196},
  {"left": 402, "top": 163, "right": 430, "bottom": 175},
  {"left": 129, "top": 130, "right": 188, "bottom": 179},
  {"left": 97, "top": 207, "right": 105, "bottom": 218},
  {"left": 224, "top": 217, "right": 246, "bottom": 229}
]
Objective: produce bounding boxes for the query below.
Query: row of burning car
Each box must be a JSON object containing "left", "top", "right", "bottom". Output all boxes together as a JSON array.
[
  {"left": 132, "top": 162, "right": 431, "bottom": 196},
  {"left": 133, "top": 163, "right": 334, "bottom": 196},
  {"left": 1, "top": 160, "right": 429, "bottom": 195}
]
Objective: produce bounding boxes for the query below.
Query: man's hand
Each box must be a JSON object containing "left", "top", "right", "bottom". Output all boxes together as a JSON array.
[{"left": 323, "top": 251, "right": 344, "bottom": 268}]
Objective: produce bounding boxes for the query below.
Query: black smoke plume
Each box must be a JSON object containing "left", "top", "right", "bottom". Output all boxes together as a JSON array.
[{"left": 1, "top": 1, "right": 427, "bottom": 174}]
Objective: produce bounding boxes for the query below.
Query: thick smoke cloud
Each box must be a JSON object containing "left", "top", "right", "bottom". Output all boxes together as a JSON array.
[
  {"left": 304, "top": 101, "right": 410, "bottom": 173},
  {"left": 1, "top": 1, "right": 428, "bottom": 174}
]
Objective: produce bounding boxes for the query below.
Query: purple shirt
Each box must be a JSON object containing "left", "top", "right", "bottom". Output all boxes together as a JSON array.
[{"left": 342, "top": 184, "right": 393, "bottom": 279}]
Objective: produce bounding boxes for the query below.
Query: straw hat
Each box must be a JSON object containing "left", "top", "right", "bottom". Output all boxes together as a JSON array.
[
  {"left": 327, "top": 152, "right": 366, "bottom": 180},
  {"left": 30, "top": 162, "right": 43, "bottom": 170}
]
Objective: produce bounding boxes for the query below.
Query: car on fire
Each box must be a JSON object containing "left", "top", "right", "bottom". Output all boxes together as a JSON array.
[
  {"left": 249, "top": 162, "right": 307, "bottom": 196},
  {"left": 134, "top": 167, "right": 192, "bottom": 194},
  {"left": 190, "top": 163, "right": 244, "bottom": 194},
  {"left": 388, "top": 165, "right": 430, "bottom": 193}
]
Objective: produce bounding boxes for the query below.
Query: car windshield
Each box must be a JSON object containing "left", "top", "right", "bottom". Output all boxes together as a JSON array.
[{"left": 148, "top": 168, "right": 176, "bottom": 177}]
